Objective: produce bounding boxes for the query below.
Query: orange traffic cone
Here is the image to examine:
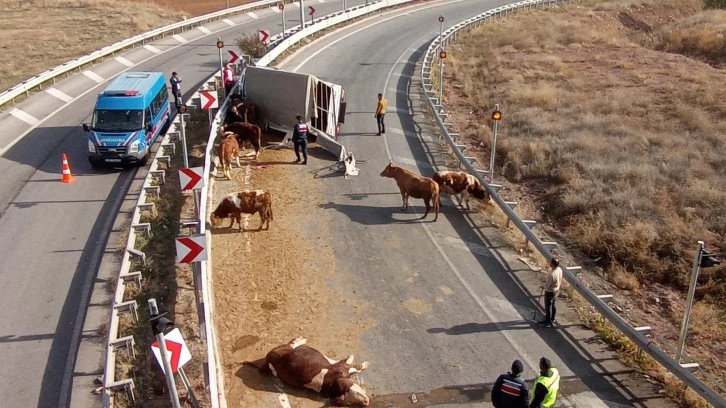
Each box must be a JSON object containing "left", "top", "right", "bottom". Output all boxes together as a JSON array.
[{"left": 60, "top": 153, "right": 74, "bottom": 183}]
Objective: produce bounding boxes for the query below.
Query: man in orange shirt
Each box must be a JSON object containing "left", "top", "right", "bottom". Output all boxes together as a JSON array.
[{"left": 374, "top": 93, "right": 387, "bottom": 135}]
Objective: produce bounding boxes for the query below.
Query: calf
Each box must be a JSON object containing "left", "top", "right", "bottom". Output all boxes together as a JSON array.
[
  {"left": 379, "top": 162, "right": 440, "bottom": 221},
  {"left": 431, "top": 170, "right": 490, "bottom": 210},
  {"left": 243, "top": 337, "right": 370, "bottom": 406},
  {"left": 210, "top": 190, "right": 273, "bottom": 231},
  {"left": 219, "top": 134, "right": 240, "bottom": 180},
  {"left": 220, "top": 122, "right": 263, "bottom": 159}
]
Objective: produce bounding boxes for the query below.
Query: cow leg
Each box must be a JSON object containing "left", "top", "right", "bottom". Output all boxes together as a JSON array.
[
  {"left": 258, "top": 212, "right": 264, "bottom": 230},
  {"left": 422, "top": 198, "right": 431, "bottom": 219},
  {"left": 462, "top": 190, "right": 471, "bottom": 210},
  {"left": 235, "top": 155, "right": 241, "bottom": 168},
  {"left": 290, "top": 337, "right": 307, "bottom": 348},
  {"left": 399, "top": 189, "right": 407, "bottom": 211},
  {"left": 433, "top": 193, "right": 440, "bottom": 222},
  {"left": 236, "top": 214, "right": 242, "bottom": 231},
  {"left": 348, "top": 361, "right": 370, "bottom": 375}
]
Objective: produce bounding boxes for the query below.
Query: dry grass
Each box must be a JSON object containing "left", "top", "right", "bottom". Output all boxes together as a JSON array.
[{"left": 442, "top": 0, "right": 726, "bottom": 398}]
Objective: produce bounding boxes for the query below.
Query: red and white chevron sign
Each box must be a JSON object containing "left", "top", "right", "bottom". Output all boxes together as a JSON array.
[
  {"left": 259, "top": 29, "right": 270, "bottom": 44},
  {"left": 175, "top": 235, "right": 207, "bottom": 263},
  {"left": 228, "top": 50, "right": 240, "bottom": 64},
  {"left": 200, "top": 90, "right": 218, "bottom": 110}
]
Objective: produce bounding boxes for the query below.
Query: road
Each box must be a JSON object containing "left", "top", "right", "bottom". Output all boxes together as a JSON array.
[
  {"left": 273, "top": 0, "right": 674, "bottom": 406},
  {"left": 0, "top": 2, "right": 372, "bottom": 407}
]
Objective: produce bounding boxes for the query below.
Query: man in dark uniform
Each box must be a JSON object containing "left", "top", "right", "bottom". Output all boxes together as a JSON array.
[
  {"left": 491, "top": 359, "right": 530, "bottom": 408},
  {"left": 170, "top": 71, "right": 182, "bottom": 107},
  {"left": 292, "top": 115, "right": 309, "bottom": 165}
]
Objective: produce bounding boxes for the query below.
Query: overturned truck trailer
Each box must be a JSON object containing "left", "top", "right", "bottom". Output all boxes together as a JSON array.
[{"left": 241, "top": 66, "right": 348, "bottom": 161}]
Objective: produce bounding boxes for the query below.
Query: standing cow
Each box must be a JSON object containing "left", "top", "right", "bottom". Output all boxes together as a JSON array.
[
  {"left": 219, "top": 133, "right": 240, "bottom": 180},
  {"left": 210, "top": 190, "right": 273, "bottom": 231},
  {"left": 220, "top": 122, "right": 263, "bottom": 159},
  {"left": 431, "top": 170, "right": 490, "bottom": 210},
  {"left": 243, "top": 337, "right": 371, "bottom": 406},
  {"left": 379, "top": 162, "right": 440, "bottom": 221}
]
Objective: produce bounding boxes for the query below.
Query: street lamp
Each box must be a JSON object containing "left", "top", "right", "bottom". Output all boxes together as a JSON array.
[{"left": 489, "top": 105, "right": 502, "bottom": 182}]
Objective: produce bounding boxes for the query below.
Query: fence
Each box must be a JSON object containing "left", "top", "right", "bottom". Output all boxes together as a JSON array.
[
  {"left": 420, "top": 1, "right": 726, "bottom": 406},
  {"left": 99, "top": 0, "right": 426, "bottom": 406}
]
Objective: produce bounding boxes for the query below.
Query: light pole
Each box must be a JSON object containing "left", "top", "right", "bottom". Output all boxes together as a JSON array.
[
  {"left": 280, "top": 3, "right": 286, "bottom": 35},
  {"left": 148, "top": 298, "right": 181, "bottom": 408},
  {"left": 299, "top": 0, "right": 306, "bottom": 30},
  {"left": 216, "top": 38, "right": 225, "bottom": 98},
  {"left": 438, "top": 14, "right": 444, "bottom": 104},
  {"left": 677, "top": 241, "right": 721, "bottom": 362},
  {"left": 489, "top": 105, "right": 502, "bottom": 182}
]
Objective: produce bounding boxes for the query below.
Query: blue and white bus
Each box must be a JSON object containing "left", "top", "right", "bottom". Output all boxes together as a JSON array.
[{"left": 83, "top": 71, "right": 171, "bottom": 167}]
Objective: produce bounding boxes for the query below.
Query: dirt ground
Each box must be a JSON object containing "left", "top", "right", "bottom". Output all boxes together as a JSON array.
[{"left": 209, "top": 135, "right": 374, "bottom": 407}]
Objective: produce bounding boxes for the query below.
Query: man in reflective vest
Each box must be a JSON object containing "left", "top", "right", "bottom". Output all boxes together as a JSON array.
[
  {"left": 223, "top": 63, "right": 235, "bottom": 96},
  {"left": 530, "top": 357, "right": 560, "bottom": 408}
]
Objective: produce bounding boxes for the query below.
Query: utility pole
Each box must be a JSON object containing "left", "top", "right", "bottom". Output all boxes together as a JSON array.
[
  {"left": 299, "top": 0, "right": 306, "bottom": 30},
  {"left": 490, "top": 105, "right": 502, "bottom": 182},
  {"left": 148, "top": 298, "right": 181, "bottom": 408},
  {"left": 438, "top": 15, "right": 444, "bottom": 104}
]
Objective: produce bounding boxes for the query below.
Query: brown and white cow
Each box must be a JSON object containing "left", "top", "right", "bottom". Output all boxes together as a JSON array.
[
  {"left": 210, "top": 190, "right": 273, "bottom": 231},
  {"left": 431, "top": 170, "right": 490, "bottom": 210},
  {"left": 380, "top": 162, "right": 440, "bottom": 221},
  {"left": 220, "top": 122, "right": 263, "bottom": 159},
  {"left": 243, "top": 337, "right": 370, "bottom": 406},
  {"left": 219, "top": 134, "right": 240, "bottom": 180}
]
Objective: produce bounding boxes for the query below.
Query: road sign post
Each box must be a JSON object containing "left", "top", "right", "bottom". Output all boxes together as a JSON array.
[
  {"left": 175, "top": 235, "right": 208, "bottom": 263},
  {"left": 199, "top": 90, "right": 219, "bottom": 129},
  {"left": 148, "top": 298, "right": 181, "bottom": 408},
  {"left": 490, "top": 104, "right": 502, "bottom": 182},
  {"left": 308, "top": 5, "right": 316, "bottom": 24},
  {"left": 216, "top": 37, "right": 225, "bottom": 97},
  {"left": 279, "top": 3, "right": 286, "bottom": 35},
  {"left": 438, "top": 15, "right": 444, "bottom": 104},
  {"left": 299, "top": 0, "right": 305, "bottom": 30},
  {"left": 177, "top": 105, "right": 190, "bottom": 168}
]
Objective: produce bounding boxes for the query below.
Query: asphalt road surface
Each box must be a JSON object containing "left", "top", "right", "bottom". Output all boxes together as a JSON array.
[
  {"left": 0, "top": 2, "right": 371, "bottom": 407},
  {"left": 275, "top": 0, "right": 669, "bottom": 406}
]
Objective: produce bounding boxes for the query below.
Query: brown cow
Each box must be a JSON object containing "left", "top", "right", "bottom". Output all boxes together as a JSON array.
[
  {"left": 379, "top": 162, "right": 440, "bottom": 221},
  {"left": 219, "top": 134, "right": 240, "bottom": 180},
  {"left": 210, "top": 190, "right": 273, "bottom": 231},
  {"left": 220, "top": 122, "right": 263, "bottom": 159},
  {"left": 243, "top": 337, "right": 370, "bottom": 406},
  {"left": 227, "top": 94, "right": 257, "bottom": 124},
  {"left": 431, "top": 170, "right": 490, "bottom": 210}
]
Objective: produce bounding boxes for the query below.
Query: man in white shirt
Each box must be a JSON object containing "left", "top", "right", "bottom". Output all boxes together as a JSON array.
[{"left": 539, "top": 258, "right": 562, "bottom": 328}]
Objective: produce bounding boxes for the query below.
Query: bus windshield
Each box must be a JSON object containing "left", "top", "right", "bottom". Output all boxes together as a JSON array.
[{"left": 92, "top": 109, "right": 144, "bottom": 132}]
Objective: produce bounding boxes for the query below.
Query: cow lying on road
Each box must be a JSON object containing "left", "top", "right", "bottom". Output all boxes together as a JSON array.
[
  {"left": 243, "top": 337, "right": 370, "bottom": 406},
  {"left": 210, "top": 190, "right": 273, "bottom": 231},
  {"left": 431, "top": 170, "right": 490, "bottom": 210},
  {"left": 380, "top": 162, "right": 440, "bottom": 221}
]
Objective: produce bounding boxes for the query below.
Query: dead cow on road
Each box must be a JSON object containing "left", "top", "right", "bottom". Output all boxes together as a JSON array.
[
  {"left": 243, "top": 337, "right": 370, "bottom": 406},
  {"left": 219, "top": 133, "right": 240, "bottom": 180},
  {"left": 210, "top": 190, "right": 273, "bottom": 231},
  {"left": 431, "top": 170, "right": 490, "bottom": 210},
  {"left": 380, "top": 162, "right": 440, "bottom": 221}
]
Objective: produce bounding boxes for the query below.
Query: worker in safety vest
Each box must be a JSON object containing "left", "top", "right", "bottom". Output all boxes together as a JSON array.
[
  {"left": 530, "top": 357, "right": 560, "bottom": 408},
  {"left": 223, "top": 63, "right": 236, "bottom": 95}
]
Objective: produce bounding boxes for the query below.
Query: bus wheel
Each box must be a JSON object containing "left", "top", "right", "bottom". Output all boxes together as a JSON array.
[{"left": 139, "top": 150, "right": 150, "bottom": 166}]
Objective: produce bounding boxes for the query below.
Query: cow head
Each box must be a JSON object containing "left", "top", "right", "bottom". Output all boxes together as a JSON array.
[
  {"left": 210, "top": 213, "right": 224, "bottom": 227},
  {"left": 379, "top": 162, "right": 396, "bottom": 178},
  {"left": 333, "top": 378, "right": 370, "bottom": 407}
]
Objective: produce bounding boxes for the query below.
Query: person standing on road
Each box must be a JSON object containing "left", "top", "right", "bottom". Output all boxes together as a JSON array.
[
  {"left": 291, "top": 115, "right": 309, "bottom": 165},
  {"left": 374, "top": 93, "right": 387, "bottom": 135},
  {"left": 223, "top": 63, "right": 235, "bottom": 95},
  {"left": 538, "top": 258, "right": 562, "bottom": 328},
  {"left": 530, "top": 357, "right": 560, "bottom": 408},
  {"left": 170, "top": 71, "right": 182, "bottom": 107},
  {"left": 491, "top": 359, "right": 530, "bottom": 408}
]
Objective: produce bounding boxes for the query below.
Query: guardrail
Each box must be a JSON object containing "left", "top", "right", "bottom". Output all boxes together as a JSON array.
[
  {"left": 0, "top": 0, "right": 286, "bottom": 109},
  {"left": 420, "top": 1, "right": 726, "bottom": 407}
]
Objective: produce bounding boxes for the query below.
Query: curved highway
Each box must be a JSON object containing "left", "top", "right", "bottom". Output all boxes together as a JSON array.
[
  {"left": 271, "top": 0, "right": 671, "bottom": 406},
  {"left": 0, "top": 2, "right": 370, "bottom": 407}
]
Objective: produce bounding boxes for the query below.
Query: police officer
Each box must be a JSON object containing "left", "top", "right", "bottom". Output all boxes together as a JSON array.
[
  {"left": 491, "top": 359, "right": 529, "bottom": 408},
  {"left": 530, "top": 357, "right": 560, "bottom": 408},
  {"left": 292, "top": 115, "right": 309, "bottom": 165},
  {"left": 170, "top": 71, "right": 182, "bottom": 107}
]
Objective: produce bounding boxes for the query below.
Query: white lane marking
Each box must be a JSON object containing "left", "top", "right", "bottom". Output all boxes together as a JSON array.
[
  {"left": 247, "top": 11, "right": 259, "bottom": 19},
  {"left": 318, "top": 0, "right": 326, "bottom": 3},
  {"left": 198, "top": 26, "right": 212, "bottom": 35},
  {"left": 223, "top": 18, "right": 236, "bottom": 26},
  {"left": 291, "top": 0, "right": 466, "bottom": 72},
  {"left": 275, "top": 386, "right": 292, "bottom": 408},
  {"left": 9, "top": 108, "right": 40, "bottom": 126},
  {"left": 431, "top": 232, "right": 491, "bottom": 257},
  {"left": 114, "top": 56, "right": 134, "bottom": 67},
  {"left": 172, "top": 34, "right": 188, "bottom": 43},
  {"left": 271, "top": 6, "right": 281, "bottom": 13},
  {"left": 144, "top": 44, "right": 161, "bottom": 54},
  {"left": 82, "top": 70, "right": 104, "bottom": 83},
  {"left": 45, "top": 88, "right": 73, "bottom": 103},
  {"left": 291, "top": 1, "right": 300, "bottom": 7}
]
